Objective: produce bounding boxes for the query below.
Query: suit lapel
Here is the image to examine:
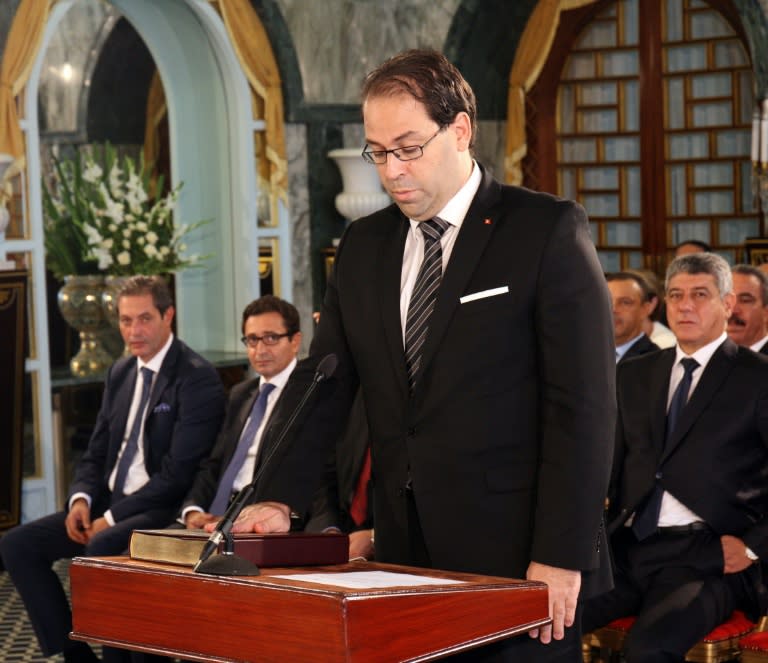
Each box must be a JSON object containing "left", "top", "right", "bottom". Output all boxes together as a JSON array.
[
  {"left": 141, "top": 338, "right": 178, "bottom": 457},
  {"left": 416, "top": 171, "right": 501, "bottom": 390},
  {"left": 377, "top": 209, "right": 410, "bottom": 396},
  {"left": 110, "top": 361, "right": 137, "bottom": 469},
  {"left": 661, "top": 340, "right": 736, "bottom": 462},
  {"left": 649, "top": 350, "right": 675, "bottom": 457}
]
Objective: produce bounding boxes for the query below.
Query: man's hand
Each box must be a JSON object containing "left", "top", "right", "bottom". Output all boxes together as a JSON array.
[
  {"left": 722, "top": 535, "right": 755, "bottom": 574},
  {"left": 348, "top": 529, "right": 375, "bottom": 561},
  {"left": 89, "top": 517, "right": 110, "bottom": 537},
  {"left": 185, "top": 511, "right": 218, "bottom": 530},
  {"left": 204, "top": 501, "right": 291, "bottom": 534},
  {"left": 526, "top": 561, "right": 581, "bottom": 644},
  {"left": 64, "top": 499, "right": 91, "bottom": 544}
]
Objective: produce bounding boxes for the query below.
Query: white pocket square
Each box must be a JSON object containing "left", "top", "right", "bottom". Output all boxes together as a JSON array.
[{"left": 460, "top": 286, "right": 509, "bottom": 304}]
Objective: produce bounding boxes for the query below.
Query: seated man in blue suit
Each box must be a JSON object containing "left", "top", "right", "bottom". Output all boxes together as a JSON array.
[{"left": 0, "top": 275, "right": 226, "bottom": 663}]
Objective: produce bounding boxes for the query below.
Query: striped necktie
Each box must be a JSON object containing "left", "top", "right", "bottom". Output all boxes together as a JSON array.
[{"left": 404, "top": 217, "right": 450, "bottom": 391}]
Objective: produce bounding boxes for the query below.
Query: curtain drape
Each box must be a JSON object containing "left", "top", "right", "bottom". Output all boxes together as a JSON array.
[
  {"left": 504, "top": 0, "right": 599, "bottom": 185},
  {"left": 218, "top": 0, "right": 288, "bottom": 215},
  {"left": 143, "top": 70, "right": 166, "bottom": 176},
  {"left": 0, "top": 0, "right": 54, "bottom": 181}
]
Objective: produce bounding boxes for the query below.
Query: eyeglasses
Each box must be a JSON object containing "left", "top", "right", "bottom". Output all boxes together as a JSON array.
[
  {"left": 241, "top": 332, "right": 292, "bottom": 348},
  {"left": 361, "top": 127, "right": 444, "bottom": 165}
]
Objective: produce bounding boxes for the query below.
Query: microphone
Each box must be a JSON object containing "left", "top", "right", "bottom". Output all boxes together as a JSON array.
[{"left": 194, "top": 353, "right": 338, "bottom": 574}]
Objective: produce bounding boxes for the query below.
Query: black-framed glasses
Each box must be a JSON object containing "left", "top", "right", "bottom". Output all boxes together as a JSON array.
[
  {"left": 241, "top": 332, "right": 292, "bottom": 348},
  {"left": 361, "top": 127, "right": 444, "bottom": 165}
]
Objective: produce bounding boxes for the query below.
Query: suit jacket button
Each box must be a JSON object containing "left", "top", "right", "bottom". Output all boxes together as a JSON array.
[{"left": 655, "top": 471, "right": 663, "bottom": 480}]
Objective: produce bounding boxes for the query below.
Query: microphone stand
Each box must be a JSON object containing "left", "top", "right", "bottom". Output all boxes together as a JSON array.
[{"left": 194, "top": 354, "right": 338, "bottom": 576}]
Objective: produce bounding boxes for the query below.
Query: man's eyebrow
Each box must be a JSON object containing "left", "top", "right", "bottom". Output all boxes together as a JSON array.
[{"left": 365, "top": 130, "right": 420, "bottom": 148}]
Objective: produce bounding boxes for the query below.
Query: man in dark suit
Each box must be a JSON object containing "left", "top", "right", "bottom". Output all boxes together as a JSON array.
[
  {"left": 179, "top": 295, "right": 302, "bottom": 529},
  {"left": 234, "top": 49, "right": 616, "bottom": 661},
  {"left": 0, "top": 276, "right": 225, "bottom": 663},
  {"left": 728, "top": 264, "right": 768, "bottom": 354},
  {"left": 583, "top": 253, "right": 768, "bottom": 661},
  {"left": 606, "top": 272, "right": 660, "bottom": 363}
]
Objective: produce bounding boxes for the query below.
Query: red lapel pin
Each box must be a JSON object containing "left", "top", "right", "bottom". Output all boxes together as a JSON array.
[{"left": 483, "top": 218, "right": 492, "bottom": 225}]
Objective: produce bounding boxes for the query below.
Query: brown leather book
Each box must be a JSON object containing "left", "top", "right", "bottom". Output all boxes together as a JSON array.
[{"left": 129, "top": 529, "right": 349, "bottom": 567}]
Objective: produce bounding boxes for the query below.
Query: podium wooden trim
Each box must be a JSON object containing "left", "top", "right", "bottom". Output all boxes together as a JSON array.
[{"left": 70, "top": 556, "right": 549, "bottom": 662}]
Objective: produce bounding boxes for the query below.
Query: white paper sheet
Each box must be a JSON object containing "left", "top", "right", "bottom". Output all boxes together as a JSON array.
[{"left": 271, "top": 571, "right": 467, "bottom": 589}]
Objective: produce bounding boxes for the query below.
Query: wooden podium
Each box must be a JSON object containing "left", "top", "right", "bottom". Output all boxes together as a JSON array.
[{"left": 70, "top": 556, "right": 549, "bottom": 662}]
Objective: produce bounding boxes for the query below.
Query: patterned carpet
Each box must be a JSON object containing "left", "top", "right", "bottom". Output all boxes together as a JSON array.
[{"left": 0, "top": 559, "right": 101, "bottom": 662}]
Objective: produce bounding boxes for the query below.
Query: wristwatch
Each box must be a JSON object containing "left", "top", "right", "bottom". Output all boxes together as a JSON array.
[{"left": 745, "top": 546, "right": 759, "bottom": 562}]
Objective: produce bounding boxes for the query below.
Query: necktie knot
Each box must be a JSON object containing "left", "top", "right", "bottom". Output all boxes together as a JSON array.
[
  {"left": 680, "top": 357, "right": 699, "bottom": 376},
  {"left": 140, "top": 366, "right": 154, "bottom": 385},
  {"left": 259, "top": 382, "right": 276, "bottom": 400},
  {"left": 419, "top": 217, "right": 450, "bottom": 243}
]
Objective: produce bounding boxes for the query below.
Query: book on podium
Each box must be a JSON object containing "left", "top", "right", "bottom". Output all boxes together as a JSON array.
[
  {"left": 129, "top": 528, "right": 349, "bottom": 567},
  {"left": 70, "top": 556, "right": 550, "bottom": 662}
]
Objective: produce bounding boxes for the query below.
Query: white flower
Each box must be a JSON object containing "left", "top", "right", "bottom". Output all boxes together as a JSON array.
[
  {"left": 82, "top": 162, "right": 103, "bottom": 183},
  {"left": 117, "top": 251, "right": 131, "bottom": 266},
  {"left": 143, "top": 244, "right": 159, "bottom": 258},
  {"left": 100, "top": 238, "right": 113, "bottom": 250},
  {"left": 122, "top": 239, "right": 130, "bottom": 249},
  {"left": 108, "top": 223, "right": 117, "bottom": 232},
  {"left": 122, "top": 228, "right": 131, "bottom": 238},
  {"left": 109, "top": 163, "right": 123, "bottom": 194},
  {"left": 93, "top": 248, "right": 113, "bottom": 270},
  {"left": 159, "top": 246, "right": 170, "bottom": 256},
  {"left": 82, "top": 223, "right": 103, "bottom": 246},
  {"left": 136, "top": 221, "right": 148, "bottom": 232},
  {"left": 145, "top": 231, "right": 158, "bottom": 245},
  {"left": 137, "top": 236, "right": 145, "bottom": 245}
]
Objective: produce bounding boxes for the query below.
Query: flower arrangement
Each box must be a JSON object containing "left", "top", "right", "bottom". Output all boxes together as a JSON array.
[{"left": 43, "top": 143, "right": 209, "bottom": 279}]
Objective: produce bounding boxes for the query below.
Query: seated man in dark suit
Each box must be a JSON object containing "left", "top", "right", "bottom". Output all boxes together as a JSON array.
[
  {"left": 606, "top": 271, "right": 660, "bottom": 363},
  {"left": 727, "top": 264, "right": 768, "bottom": 354},
  {"left": 178, "top": 295, "right": 302, "bottom": 529},
  {"left": 0, "top": 276, "right": 226, "bottom": 663},
  {"left": 583, "top": 253, "right": 768, "bottom": 662},
  {"left": 305, "top": 389, "right": 374, "bottom": 561}
]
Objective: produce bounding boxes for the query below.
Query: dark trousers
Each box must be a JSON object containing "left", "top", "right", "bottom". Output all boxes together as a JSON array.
[
  {"left": 0, "top": 509, "right": 170, "bottom": 657},
  {"left": 582, "top": 528, "right": 763, "bottom": 663}
]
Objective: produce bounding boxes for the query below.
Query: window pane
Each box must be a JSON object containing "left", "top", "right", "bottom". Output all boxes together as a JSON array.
[
  {"left": 580, "top": 82, "right": 617, "bottom": 105},
  {"left": 715, "top": 249, "right": 735, "bottom": 264},
  {"left": 714, "top": 41, "right": 747, "bottom": 68},
  {"left": 559, "top": 168, "right": 577, "bottom": 200},
  {"left": 625, "top": 166, "right": 641, "bottom": 217},
  {"left": 668, "top": 165, "right": 687, "bottom": 216},
  {"left": 665, "top": 0, "right": 683, "bottom": 41},
  {"left": 692, "top": 101, "right": 732, "bottom": 127},
  {"left": 666, "top": 44, "right": 706, "bottom": 72},
  {"left": 739, "top": 71, "right": 753, "bottom": 125},
  {"left": 565, "top": 53, "right": 596, "bottom": 79},
  {"left": 693, "top": 163, "right": 732, "bottom": 187},
  {"left": 716, "top": 129, "right": 750, "bottom": 157},
  {"left": 627, "top": 251, "right": 644, "bottom": 268},
  {"left": 718, "top": 219, "right": 759, "bottom": 244},
  {"left": 602, "top": 50, "right": 638, "bottom": 76},
  {"left": 741, "top": 162, "right": 756, "bottom": 213},
  {"left": 666, "top": 78, "right": 685, "bottom": 129},
  {"left": 671, "top": 221, "right": 710, "bottom": 244},
  {"left": 690, "top": 12, "right": 733, "bottom": 39},
  {"left": 691, "top": 73, "right": 731, "bottom": 99},
  {"left": 604, "top": 136, "right": 639, "bottom": 161},
  {"left": 623, "top": 0, "right": 639, "bottom": 45},
  {"left": 598, "top": 251, "right": 621, "bottom": 272},
  {"left": 583, "top": 167, "right": 618, "bottom": 190},
  {"left": 559, "top": 84, "right": 575, "bottom": 133},
  {"left": 623, "top": 80, "right": 639, "bottom": 131},
  {"left": 605, "top": 221, "right": 642, "bottom": 246},
  {"left": 694, "top": 191, "right": 733, "bottom": 215},
  {"left": 560, "top": 138, "right": 597, "bottom": 162},
  {"left": 668, "top": 133, "right": 709, "bottom": 159},
  {"left": 580, "top": 109, "right": 618, "bottom": 133},
  {"left": 583, "top": 193, "right": 620, "bottom": 217},
  {"left": 579, "top": 20, "right": 617, "bottom": 48}
]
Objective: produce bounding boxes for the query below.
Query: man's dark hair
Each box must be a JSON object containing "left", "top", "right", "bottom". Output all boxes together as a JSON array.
[
  {"left": 118, "top": 275, "right": 173, "bottom": 315},
  {"left": 361, "top": 49, "right": 477, "bottom": 149},
  {"left": 666, "top": 253, "right": 732, "bottom": 298},
  {"left": 605, "top": 271, "right": 654, "bottom": 302},
  {"left": 733, "top": 264, "right": 768, "bottom": 306},
  {"left": 241, "top": 295, "right": 300, "bottom": 336},
  {"left": 674, "top": 239, "right": 712, "bottom": 253}
]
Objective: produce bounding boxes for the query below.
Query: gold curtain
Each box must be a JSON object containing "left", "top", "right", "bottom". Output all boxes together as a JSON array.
[
  {"left": 0, "top": 0, "right": 54, "bottom": 180},
  {"left": 143, "top": 70, "right": 166, "bottom": 174},
  {"left": 504, "top": 0, "right": 599, "bottom": 185},
  {"left": 217, "top": 0, "right": 288, "bottom": 214}
]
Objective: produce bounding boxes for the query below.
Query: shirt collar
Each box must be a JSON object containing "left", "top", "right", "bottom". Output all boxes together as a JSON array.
[
  {"left": 260, "top": 357, "right": 297, "bottom": 391},
  {"left": 138, "top": 333, "right": 174, "bottom": 374},
  {"left": 408, "top": 160, "right": 481, "bottom": 232},
  {"left": 750, "top": 334, "right": 768, "bottom": 353},
  {"left": 615, "top": 332, "right": 645, "bottom": 361},
  {"left": 674, "top": 331, "right": 727, "bottom": 371}
]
